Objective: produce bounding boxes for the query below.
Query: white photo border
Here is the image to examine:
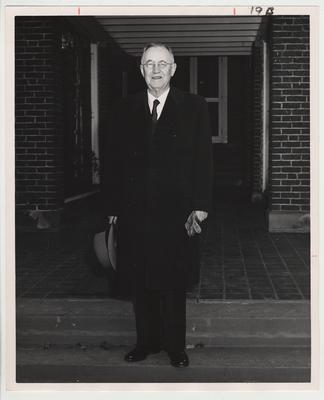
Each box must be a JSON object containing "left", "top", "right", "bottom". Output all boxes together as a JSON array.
[{"left": 1, "top": 1, "right": 322, "bottom": 399}]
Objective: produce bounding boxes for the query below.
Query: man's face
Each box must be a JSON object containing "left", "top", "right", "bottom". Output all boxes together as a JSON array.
[{"left": 140, "top": 46, "right": 177, "bottom": 96}]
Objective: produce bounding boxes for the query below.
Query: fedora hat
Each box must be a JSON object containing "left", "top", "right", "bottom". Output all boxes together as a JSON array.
[{"left": 93, "top": 223, "right": 117, "bottom": 271}]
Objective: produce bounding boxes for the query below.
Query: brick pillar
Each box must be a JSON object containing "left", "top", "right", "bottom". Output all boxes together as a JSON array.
[
  {"left": 268, "top": 16, "right": 310, "bottom": 232},
  {"left": 251, "top": 43, "right": 264, "bottom": 202},
  {"left": 15, "top": 17, "right": 64, "bottom": 229}
]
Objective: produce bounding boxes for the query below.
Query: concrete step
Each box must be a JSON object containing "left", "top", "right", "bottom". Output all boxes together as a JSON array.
[
  {"left": 16, "top": 345, "right": 311, "bottom": 383},
  {"left": 16, "top": 298, "right": 311, "bottom": 348}
]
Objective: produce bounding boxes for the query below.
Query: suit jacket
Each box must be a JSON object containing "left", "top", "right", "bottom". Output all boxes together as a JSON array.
[{"left": 103, "top": 86, "right": 213, "bottom": 294}]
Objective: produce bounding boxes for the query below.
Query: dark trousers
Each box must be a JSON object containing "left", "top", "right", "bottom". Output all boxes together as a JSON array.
[{"left": 133, "top": 288, "right": 186, "bottom": 353}]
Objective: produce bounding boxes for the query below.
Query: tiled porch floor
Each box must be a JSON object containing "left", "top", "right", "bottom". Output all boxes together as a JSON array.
[
  {"left": 196, "top": 206, "right": 310, "bottom": 300},
  {"left": 15, "top": 196, "right": 310, "bottom": 300}
]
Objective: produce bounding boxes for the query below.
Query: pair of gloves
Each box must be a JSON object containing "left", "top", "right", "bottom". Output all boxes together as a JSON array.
[
  {"left": 184, "top": 210, "right": 208, "bottom": 237},
  {"left": 108, "top": 210, "right": 207, "bottom": 237}
]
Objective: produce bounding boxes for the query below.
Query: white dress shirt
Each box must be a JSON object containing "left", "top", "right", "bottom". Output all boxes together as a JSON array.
[{"left": 147, "top": 88, "right": 170, "bottom": 120}]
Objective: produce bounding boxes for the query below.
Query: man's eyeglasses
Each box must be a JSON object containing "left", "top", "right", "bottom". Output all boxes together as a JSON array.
[{"left": 141, "top": 61, "right": 174, "bottom": 70}]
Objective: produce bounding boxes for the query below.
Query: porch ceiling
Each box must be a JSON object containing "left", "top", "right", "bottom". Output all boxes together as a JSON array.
[{"left": 95, "top": 16, "right": 264, "bottom": 56}]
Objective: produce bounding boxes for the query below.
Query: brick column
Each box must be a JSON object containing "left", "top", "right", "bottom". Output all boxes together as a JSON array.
[
  {"left": 15, "top": 17, "right": 64, "bottom": 229},
  {"left": 268, "top": 16, "right": 310, "bottom": 232},
  {"left": 251, "top": 43, "right": 264, "bottom": 202}
]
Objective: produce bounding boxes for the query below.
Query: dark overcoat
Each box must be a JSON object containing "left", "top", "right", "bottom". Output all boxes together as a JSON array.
[{"left": 103, "top": 86, "right": 213, "bottom": 295}]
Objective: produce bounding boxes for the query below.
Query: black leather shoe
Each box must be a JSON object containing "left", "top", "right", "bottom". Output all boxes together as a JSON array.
[
  {"left": 168, "top": 350, "right": 189, "bottom": 368},
  {"left": 124, "top": 346, "right": 161, "bottom": 362}
]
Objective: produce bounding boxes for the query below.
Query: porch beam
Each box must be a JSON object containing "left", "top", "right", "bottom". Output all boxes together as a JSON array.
[
  {"left": 127, "top": 50, "right": 252, "bottom": 56},
  {"left": 95, "top": 16, "right": 263, "bottom": 25},
  {"left": 102, "top": 24, "right": 262, "bottom": 32},
  {"left": 115, "top": 36, "right": 257, "bottom": 44},
  {"left": 110, "top": 31, "right": 259, "bottom": 38},
  {"left": 125, "top": 42, "right": 253, "bottom": 48}
]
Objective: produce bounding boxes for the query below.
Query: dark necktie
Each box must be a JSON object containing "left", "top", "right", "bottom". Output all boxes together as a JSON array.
[{"left": 151, "top": 99, "right": 160, "bottom": 122}]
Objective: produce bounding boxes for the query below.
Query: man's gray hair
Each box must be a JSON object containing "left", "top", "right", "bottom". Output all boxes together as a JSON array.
[{"left": 141, "top": 42, "right": 175, "bottom": 63}]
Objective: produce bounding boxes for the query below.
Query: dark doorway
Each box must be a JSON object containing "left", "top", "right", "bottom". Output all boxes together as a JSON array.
[
  {"left": 213, "top": 56, "right": 253, "bottom": 204},
  {"left": 61, "top": 31, "right": 93, "bottom": 198}
]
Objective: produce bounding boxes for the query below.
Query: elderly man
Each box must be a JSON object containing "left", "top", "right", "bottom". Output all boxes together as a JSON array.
[{"left": 103, "top": 42, "right": 213, "bottom": 368}]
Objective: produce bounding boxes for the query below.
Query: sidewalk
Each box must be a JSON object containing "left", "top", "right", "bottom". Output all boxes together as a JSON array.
[
  {"left": 15, "top": 194, "right": 310, "bottom": 301},
  {"left": 17, "top": 345, "right": 310, "bottom": 383}
]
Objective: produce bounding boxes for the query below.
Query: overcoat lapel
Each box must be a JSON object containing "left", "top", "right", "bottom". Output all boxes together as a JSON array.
[{"left": 168, "top": 86, "right": 185, "bottom": 141}]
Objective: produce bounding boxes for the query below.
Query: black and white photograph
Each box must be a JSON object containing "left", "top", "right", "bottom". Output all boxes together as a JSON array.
[{"left": 1, "top": 2, "right": 321, "bottom": 396}]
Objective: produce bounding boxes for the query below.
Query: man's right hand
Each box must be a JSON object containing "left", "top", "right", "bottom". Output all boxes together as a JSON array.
[{"left": 108, "top": 216, "right": 117, "bottom": 224}]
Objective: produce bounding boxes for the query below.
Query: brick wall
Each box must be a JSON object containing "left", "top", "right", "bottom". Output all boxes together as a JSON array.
[
  {"left": 15, "top": 17, "right": 64, "bottom": 228},
  {"left": 269, "top": 16, "right": 310, "bottom": 224}
]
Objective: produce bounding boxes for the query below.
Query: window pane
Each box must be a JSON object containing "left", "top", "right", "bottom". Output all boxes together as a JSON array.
[
  {"left": 198, "top": 56, "right": 219, "bottom": 98},
  {"left": 208, "top": 102, "right": 219, "bottom": 137}
]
